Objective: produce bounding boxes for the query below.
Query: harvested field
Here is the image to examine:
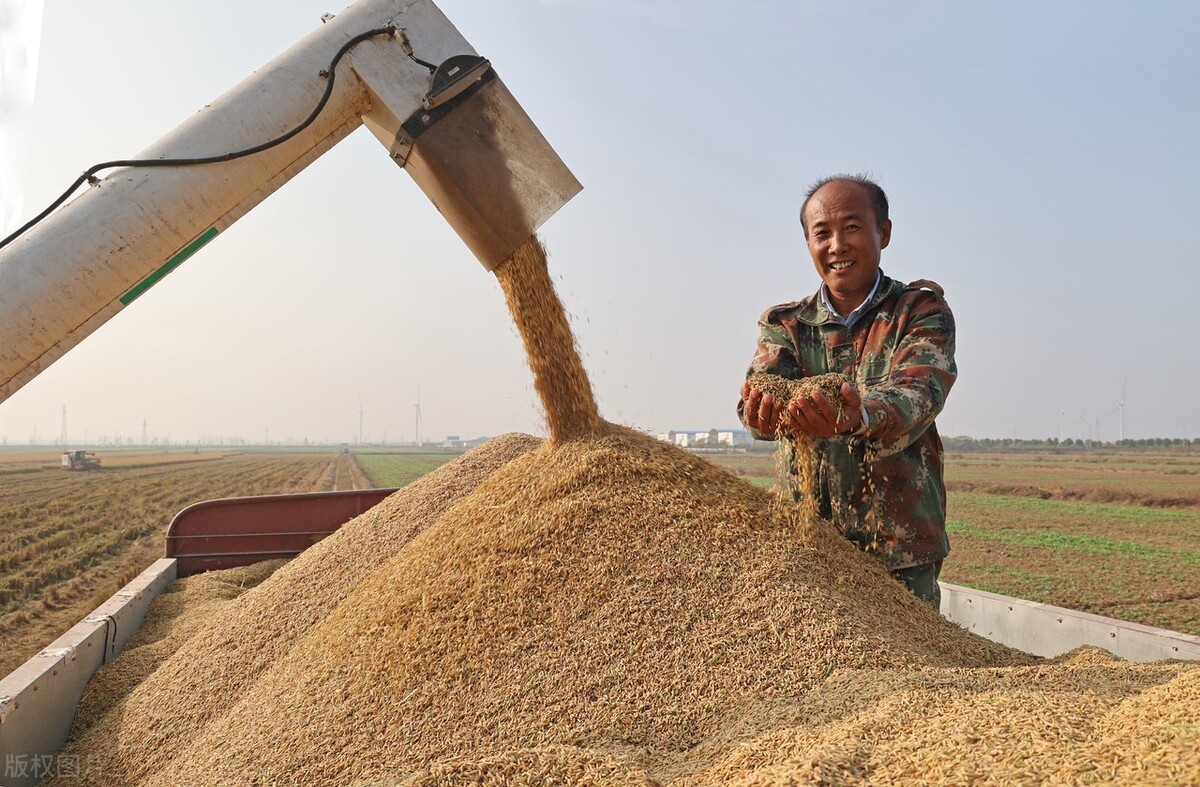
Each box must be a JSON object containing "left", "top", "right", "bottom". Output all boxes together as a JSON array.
[
  {"left": 943, "top": 492, "right": 1200, "bottom": 634},
  {"left": 0, "top": 450, "right": 369, "bottom": 676},
  {"left": 321, "top": 451, "right": 375, "bottom": 491},
  {"left": 947, "top": 451, "right": 1200, "bottom": 509},
  {"left": 0, "top": 449, "right": 229, "bottom": 474}
]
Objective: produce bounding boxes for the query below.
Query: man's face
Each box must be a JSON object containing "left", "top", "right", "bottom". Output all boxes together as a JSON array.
[{"left": 803, "top": 181, "right": 892, "bottom": 309}]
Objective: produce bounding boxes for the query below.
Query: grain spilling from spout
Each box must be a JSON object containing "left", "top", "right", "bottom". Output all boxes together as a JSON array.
[{"left": 494, "top": 236, "right": 604, "bottom": 442}]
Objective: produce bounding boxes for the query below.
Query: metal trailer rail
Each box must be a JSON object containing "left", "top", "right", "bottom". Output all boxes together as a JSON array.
[
  {"left": 0, "top": 487, "right": 396, "bottom": 787},
  {"left": 166, "top": 487, "right": 398, "bottom": 577},
  {"left": 2, "top": 556, "right": 1198, "bottom": 786},
  {"left": 0, "top": 559, "right": 176, "bottom": 786},
  {"left": 941, "top": 582, "right": 1200, "bottom": 661}
]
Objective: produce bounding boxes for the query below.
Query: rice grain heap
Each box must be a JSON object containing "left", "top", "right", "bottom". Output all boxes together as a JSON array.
[
  {"left": 46, "top": 433, "right": 541, "bottom": 787},
  {"left": 66, "top": 559, "right": 283, "bottom": 740},
  {"left": 43, "top": 235, "right": 1200, "bottom": 786},
  {"left": 50, "top": 426, "right": 1199, "bottom": 787},
  {"left": 125, "top": 426, "right": 1032, "bottom": 786}
]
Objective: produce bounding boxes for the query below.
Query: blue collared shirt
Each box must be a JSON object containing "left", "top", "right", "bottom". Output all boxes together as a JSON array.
[{"left": 819, "top": 269, "right": 882, "bottom": 329}]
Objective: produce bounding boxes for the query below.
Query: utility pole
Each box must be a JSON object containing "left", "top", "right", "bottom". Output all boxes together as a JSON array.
[
  {"left": 1119, "top": 379, "right": 1126, "bottom": 442},
  {"left": 358, "top": 398, "right": 364, "bottom": 446},
  {"left": 413, "top": 387, "right": 423, "bottom": 446},
  {"left": 60, "top": 405, "right": 67, "bottom": 445}
]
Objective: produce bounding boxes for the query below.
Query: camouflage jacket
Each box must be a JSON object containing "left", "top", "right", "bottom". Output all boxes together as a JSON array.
[{"left": 737, "top": 271, "right": 956, "bottom": 569}]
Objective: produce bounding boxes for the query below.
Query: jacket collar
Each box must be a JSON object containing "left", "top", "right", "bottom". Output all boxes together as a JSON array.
[{"left": 796, "top": 270, "right": 900, "bottom": 326}]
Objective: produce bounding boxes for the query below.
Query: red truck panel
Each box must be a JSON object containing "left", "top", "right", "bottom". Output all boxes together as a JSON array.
[{"left": 165, "top": 488, "right": 399, "bottom": 577}]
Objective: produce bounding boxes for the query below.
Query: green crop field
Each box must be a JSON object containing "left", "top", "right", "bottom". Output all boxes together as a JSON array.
[
  {"left": 704, "top": 447, "right": 1200, "bottom": 636},
  {"left": 355, "top": 451, "right": 460, "bottom": 488}
]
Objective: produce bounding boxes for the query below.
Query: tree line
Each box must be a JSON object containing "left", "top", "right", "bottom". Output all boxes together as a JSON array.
[{"left": 942, "top": 436, "right": 1198, "bottom": 452}]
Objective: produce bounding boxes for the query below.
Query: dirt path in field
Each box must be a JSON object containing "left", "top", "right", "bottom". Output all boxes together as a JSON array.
[
  {"left": 324, "top": 453, "right": 373, "bottom": 491},
  {"left": 0, "top": 452, "right": 351, "bottom": 677}
]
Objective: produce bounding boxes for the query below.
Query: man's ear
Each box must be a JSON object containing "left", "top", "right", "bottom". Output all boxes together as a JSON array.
[{"left": 880, "top": 219, "right": 893, "bottom": 249}]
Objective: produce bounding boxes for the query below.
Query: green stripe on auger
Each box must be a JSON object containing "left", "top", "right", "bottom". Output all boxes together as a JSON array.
[{"left": 120, "top": 226, "right": 219, "bottom": 306}]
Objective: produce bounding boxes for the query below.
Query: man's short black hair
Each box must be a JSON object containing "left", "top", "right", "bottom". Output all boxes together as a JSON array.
[{"left": 799, "top": 174, "right": 889, "bottom": 238}]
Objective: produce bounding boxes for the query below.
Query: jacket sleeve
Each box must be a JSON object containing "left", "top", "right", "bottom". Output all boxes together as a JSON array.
[
  {"left": 737, "top": 308, "right": 802, "bottom": 440},
  {"left": 860, "top": 290, "right": 956, "bottom": 457}
]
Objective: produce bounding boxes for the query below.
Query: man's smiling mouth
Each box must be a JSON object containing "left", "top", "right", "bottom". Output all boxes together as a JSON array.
[{"left": 831, "top": 261, "right": 854, "bottom": 271}]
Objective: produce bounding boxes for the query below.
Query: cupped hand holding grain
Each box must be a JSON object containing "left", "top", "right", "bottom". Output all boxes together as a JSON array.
[
  {"left": 740, "top": 380, "right": 786, "bottom": 435},
  {"left": 782, "top": 381, "right": 863, "bottom": 438},
  {"left": 744, "top": 373, "right": 857, "bottom": 438}
]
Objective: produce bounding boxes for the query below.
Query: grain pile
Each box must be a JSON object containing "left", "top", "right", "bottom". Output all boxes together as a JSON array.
[
  {"left": 44, "top": 235, "right": 1200, "bottom": 786},
  {"left": 46, "top": 433, "right": 540, "bottom": 787},
  {"left": 105, "top": 426, "right": 1031, "bottom": 786},
  {"left": 67, "top": 560, "right": 283, "bottom": 740},
  {"left": 50, "top": 425, "right": 1199, "bottom": 786}
]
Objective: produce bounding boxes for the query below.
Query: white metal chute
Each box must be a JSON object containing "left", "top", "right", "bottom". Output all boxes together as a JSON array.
[{"left": 0, "top": 0, "right": 580, "bottom": 407}]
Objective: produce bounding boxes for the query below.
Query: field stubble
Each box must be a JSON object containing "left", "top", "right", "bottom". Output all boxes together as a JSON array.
[{"left": 0, "top": 450, "right": 370, "bottom": 676}]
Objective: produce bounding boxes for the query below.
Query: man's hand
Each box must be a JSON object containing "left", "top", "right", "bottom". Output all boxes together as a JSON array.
[
  {"left": 782, "top": 382, "right": 863, "bottom": 438},
  {"left": 741, "top": 381, "right": 786, "bottom": 436}
]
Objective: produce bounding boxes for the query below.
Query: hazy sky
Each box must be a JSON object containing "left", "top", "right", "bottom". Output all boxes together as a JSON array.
[{"left": 1, "top": 0, "right": 1197, "bottom": 445}]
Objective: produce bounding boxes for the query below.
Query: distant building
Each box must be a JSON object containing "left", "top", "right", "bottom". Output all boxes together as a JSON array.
[{"left": 655, "top": 429, "right": 752, "bottom": 448}]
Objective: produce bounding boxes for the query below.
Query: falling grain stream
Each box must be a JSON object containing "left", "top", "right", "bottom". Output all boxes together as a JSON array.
[{"left": 494, "top": 236, "right": 604, "bottom": 442}]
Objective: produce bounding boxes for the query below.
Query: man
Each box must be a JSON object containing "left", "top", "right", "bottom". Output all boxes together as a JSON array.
[{"left": 737, "top": 175, "right": 956, "bottom": 605}]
